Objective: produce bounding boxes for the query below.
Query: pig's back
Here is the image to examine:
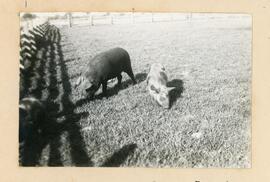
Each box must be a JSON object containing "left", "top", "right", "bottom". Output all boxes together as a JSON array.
[
  {"left": 148, "top": 63, "right": 168, "bottom": 86},
  {"left": 87, "top": 48, "right": 131, "bottom": 80}
]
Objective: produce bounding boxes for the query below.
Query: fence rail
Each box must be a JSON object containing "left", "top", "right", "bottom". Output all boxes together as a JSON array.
[{"left": 45, "top": 13, "right": 250, "bottom": 28}]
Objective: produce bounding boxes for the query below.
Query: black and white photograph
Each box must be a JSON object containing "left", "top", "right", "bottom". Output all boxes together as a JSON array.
[{"left": 19, "top": 12, "right": 251, "bottom": 167}]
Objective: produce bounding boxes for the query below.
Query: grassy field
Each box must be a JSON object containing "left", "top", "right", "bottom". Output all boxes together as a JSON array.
[{"left": 22, "top": 16, "right": 251, "bottom": 167}]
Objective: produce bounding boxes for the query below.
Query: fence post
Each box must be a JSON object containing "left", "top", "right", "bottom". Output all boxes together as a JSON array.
[
  {"left": 88, "top": 13, "right": 93, "bottom": 26},
  {"left": 132, "top": 9, "right": 135, "bottom": 23},
  {"left": 111, "top": 14, "right": 113, "bottom": 25},
  {"left": 68, "top": 13, "right": 73, "bottom": 27}
]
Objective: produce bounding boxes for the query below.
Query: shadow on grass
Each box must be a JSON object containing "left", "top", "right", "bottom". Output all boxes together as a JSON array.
[
  {"left": 64, "top": 57, "right": 81, "bottom": 64},
  {"left": 101, "top": 143, "right": 137, "bottom": 167},
  {"left": 75, "top": 72, "right": 147, "bottom": 107},
  {"left": 97, "top": 72, "right": 147, "bottom": 98},
  {"left": 167, "top": 79, "right": 184, "bottom": 108},
  {"left": 20, "top": 26, "right": 139, "bottom": 167},
  {"left": 20, "top": 25, "right": 92, "bottom": 166}
]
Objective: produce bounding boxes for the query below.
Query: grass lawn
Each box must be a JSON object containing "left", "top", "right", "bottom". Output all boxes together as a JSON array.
[{"left": 24, "top": 16, "right": 251, "bottom": 167}]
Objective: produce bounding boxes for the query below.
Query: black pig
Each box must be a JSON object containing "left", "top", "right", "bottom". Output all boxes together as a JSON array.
[{"left": 75, "top": 47, "right": 137, "bottom": 98}]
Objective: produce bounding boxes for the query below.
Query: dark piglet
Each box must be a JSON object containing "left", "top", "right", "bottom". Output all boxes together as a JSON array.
[
  {"left": 19, "top": 97, "right": 46, "bottom": 143},
  {"left": 75, "top": 47, "right": 137, "bottom": 98}
]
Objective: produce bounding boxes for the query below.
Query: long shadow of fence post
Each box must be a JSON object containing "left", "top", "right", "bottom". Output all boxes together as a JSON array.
[
  {"left": 20, "top": 24, "right": 142, "bottom": 167},
  {"left": 21, "top": 25, "right": 92, "bottom": 166},
  {"left": 21, "top": 26, "right": 63, "bottom": 166},
  {"left": 53, "top": 26, "right": 92, "bottom": 166},
  {"left": 101, "top": 143, "right": 137, "bottom": 167}
]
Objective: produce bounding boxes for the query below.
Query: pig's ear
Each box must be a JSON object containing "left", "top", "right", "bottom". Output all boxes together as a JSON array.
[
  {"left": 19, "top": 103, "right": 26, "bottom": 110},
  {"left": 167, "top": 87, "right": 175, "bottom": 92},
  {"left": 150, "top": 85, "right": 160, "bottom": 93},
  {"left": 19, "top": 101, "right": 30, "bottom": 112}
]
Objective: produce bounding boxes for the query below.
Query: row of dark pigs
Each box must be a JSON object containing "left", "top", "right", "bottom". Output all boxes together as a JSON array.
[{"left": 19, "top": 23, "right": 176, "bottom": 143}]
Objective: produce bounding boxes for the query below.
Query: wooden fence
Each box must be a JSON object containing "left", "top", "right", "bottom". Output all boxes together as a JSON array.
[
  {"left": 48, "top": 13, "right": 192, "bottom": 27},
  {"left": 19, "top": 20, "right": 51, "bottom": 99},
  {"left": 20, "top": 22, "right": 49, "bottom": 69},
  {"left": 47, "top": 13, "right": 250, "bottom": 28}
]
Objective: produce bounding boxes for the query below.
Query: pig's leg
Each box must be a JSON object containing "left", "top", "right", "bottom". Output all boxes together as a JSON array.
[
  {"left": 125, "top": 68, "right": 137, "bottom": 84},
  {"left": 86, "top": 83, "right": 101, "bottom": 99},
  {"left": 117, "top": 74, "right": 122, "bottom": 87},
  {"left": 102, "top": 81, "right": 108, "bottom": 97}
]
